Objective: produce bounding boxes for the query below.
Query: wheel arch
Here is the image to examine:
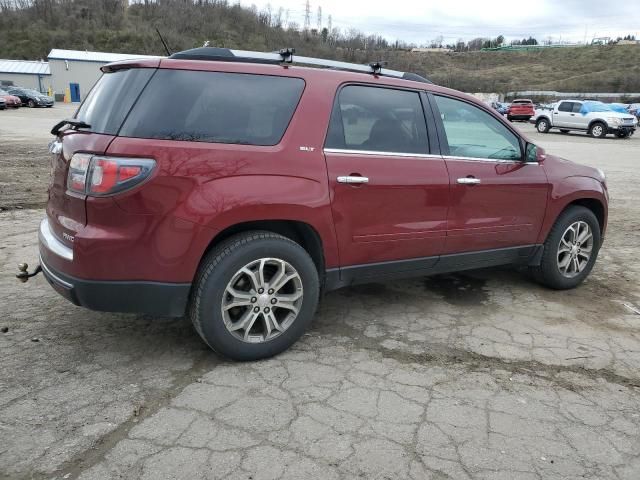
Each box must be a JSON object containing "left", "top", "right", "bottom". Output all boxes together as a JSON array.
[
  {"left": 538, "top": 176, "right": 608, "bottom": 244},
  {"left": 564, "top": 198, "right": 606, "bottom": 235},
  {"left": 588, "top": 118, "right": 608, "bottom": 131},
  {"left": 200, "top": 220, "right": 326, "bottom": 278}
]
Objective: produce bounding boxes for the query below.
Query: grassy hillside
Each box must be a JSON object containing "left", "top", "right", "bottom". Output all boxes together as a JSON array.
[{"left": 1, "top": 0, "right": 639, "bottom": 95}]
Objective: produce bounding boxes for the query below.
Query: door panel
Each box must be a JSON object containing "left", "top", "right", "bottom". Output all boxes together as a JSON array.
[
  {"left": 431, "top": 94, "right": 549, "bottom": 254},
  {"left": 554, "top": 101, "right": 574, "bottom": 127},
  {"left": 324, "top": 84, "right": 449, "bottom": 267},
  {"left": 325, "top": 151, "right": 449, "bottom": 265},
  {"left": 443, "top": 159, "right": 548, "bottom": 253}
]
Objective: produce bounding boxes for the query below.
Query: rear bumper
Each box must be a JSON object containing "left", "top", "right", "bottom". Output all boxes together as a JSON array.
[{"left": 39, "top": 218, "right": 190, "bottom": 317}]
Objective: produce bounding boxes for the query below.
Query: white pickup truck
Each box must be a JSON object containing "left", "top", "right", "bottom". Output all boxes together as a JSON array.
[{"left": 533, "top": 100, "right": 637, "bottom": 138}]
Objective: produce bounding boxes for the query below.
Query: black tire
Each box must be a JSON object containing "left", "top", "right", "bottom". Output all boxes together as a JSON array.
[
  {"left": 529, "top": 206, "right": 601, "bottom": 290},
  {"left": 560, "top": 129, "right": 570, "bottom": 134},
  {"left": 536, "top": 118, "right": 550, "bottom": 133},
  {"left": 28, "top": 100, "right": 35, "bottom": 108},
  {"left": 589, "top": 121, "right": 607, "bottom": 138},
  {"left": 507, "top": 116, "right": 513, "bottom": 122},
  {"left": 189, "top": 231, "right": 320, "bottom": 361},
  {"left": 616, "top": 131, "right": 630, "bottom": 139}
]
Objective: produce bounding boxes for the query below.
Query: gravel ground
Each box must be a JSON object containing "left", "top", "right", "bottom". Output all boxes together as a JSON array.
[{"left": 1, "top": 105, "right": 639, "bottom": 480}]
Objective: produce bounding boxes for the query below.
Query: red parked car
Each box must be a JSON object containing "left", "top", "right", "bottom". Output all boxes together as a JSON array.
[
  {"left": 0, "top": 88, "right": 22, "bottom": 108},
  {"left": 508, "top": 98, "right": 535, "bottom": 122},
  {"left": 25, "top": 48, "right": 608, "bottom": 360}
]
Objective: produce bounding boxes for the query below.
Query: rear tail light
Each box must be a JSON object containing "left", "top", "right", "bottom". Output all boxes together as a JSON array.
[{"left": 67, "top": 154, "right": 155, "bottom": 196}]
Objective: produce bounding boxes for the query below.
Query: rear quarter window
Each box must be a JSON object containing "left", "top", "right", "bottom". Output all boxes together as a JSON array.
[
  {"left": 75, "top": 68, "right": 155, "bottom": 135},
  {"left": 119, "top": 70, "right": 305, "bottom": 146}
]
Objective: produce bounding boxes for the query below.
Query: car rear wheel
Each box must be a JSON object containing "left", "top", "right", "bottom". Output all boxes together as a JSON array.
[
  {"left": 189, "top": 231, "right": 319, "bottom": 361},
  {"left": 589, "top": 122, "right": 607, "bottom": 138},
  {"left": 530, "top": 206, "right": 600, "bottom": 290},
  {"left": 536, "top": 118, "right": 550, "bottom": 133}
]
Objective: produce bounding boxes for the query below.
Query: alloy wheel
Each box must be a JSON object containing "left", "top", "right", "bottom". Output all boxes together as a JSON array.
[
  {"left": 557, "top": 221, "right": 593, "bottom": 278},
  {"left": 221, "top": 258, "right": 303, "bottom": 343}
]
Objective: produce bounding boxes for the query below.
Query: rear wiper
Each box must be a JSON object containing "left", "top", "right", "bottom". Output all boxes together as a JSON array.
[{"left": 51, "top": 119, "right": 91, "bottom": 136}]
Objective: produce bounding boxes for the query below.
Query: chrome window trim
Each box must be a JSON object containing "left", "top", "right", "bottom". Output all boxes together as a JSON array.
[
  {"left": 323, "top": 148, "right": 441, "bottom": 159},
  {"left": 39, "top": 218, "right": 73, "bottom": 261},
  {"left": 443, "top": 155, "right": 539, "bottom": 165}
]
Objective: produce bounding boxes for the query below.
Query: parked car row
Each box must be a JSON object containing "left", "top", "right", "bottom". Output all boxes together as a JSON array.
[{"left": 0, "top": 86, "right": 54, "bottom": 109}]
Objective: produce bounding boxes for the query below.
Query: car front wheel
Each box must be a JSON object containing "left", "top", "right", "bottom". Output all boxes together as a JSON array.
[
  {"left": 189, "top": 231, "right": 319, "bottom": 361},
  {"left": 589, "top": 122, "right": 607, "bottom": 138},
  {"left": 530, "top": 206, "right": 600, "bottom": 290},
  {"left": 28, "top": 100, "right": 35, "bottom": 108}
]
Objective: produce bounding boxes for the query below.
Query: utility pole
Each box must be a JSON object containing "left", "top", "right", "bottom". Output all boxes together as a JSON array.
[{"left": 304, "top": 1, "right": 311, "bottom": 31}]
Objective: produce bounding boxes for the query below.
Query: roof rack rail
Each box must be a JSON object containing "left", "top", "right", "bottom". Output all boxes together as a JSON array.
[{"left": 169, "top": 47, "right": 432, "bottom": 84}]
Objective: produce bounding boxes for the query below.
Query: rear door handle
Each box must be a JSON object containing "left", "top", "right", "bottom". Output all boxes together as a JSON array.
[
  {"left": 337, "top": 175, "right": 369, "bottom": 184},
  {"left": 457, "top": 177, "right": 481, "bottom": 185}
]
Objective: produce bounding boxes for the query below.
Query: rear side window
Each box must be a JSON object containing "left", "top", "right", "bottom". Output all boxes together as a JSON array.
[
  {"left": 326, "top": 85, "right": 428, "bottom": 154},
  {"left": 75, "top": 68, "right": 155, "bottom": 135},
  {"left": 120, "top": 70, "right": 304, "bottom": 146}
]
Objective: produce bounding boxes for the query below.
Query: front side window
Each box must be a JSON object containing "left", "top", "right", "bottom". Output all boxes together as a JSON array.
[
  {"left": 558, "top": 102, "right": 574, "bottom": 112},
  {"left": 120, "top": 70, "right": 305, "bottom": 146},
  {"left": 434, "top": 95, "right": 521, "bottom": 161},
  {"left": 326, "top": 85, "right": 428, "bottom": 154}
]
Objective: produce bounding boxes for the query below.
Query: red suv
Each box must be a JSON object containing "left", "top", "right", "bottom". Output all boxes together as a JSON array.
[
  {"left": 508, "top": 98, "right": 535, "bottom": 122},
  {"left": 30, "top": 48, "right": 608, "bottom": 360}
]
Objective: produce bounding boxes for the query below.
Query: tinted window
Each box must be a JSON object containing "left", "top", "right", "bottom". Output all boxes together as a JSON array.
[
  {"left": 558, "top": 102, "right": 574, "bottom": 112},
  {"left": 572, "top": 102, "right": 583, "bottom": 113},
  {"left": 120, "top": 70, "right": 304, "bottom": 146},
  {"left": 434, "top": 95, "right": 521, "bottom": 161},
  {"left": 326, "top": 85, "right": 428, "bottom": 154},
  {"left": 75, "top": 68, "right": 154, "bottom": 135}
]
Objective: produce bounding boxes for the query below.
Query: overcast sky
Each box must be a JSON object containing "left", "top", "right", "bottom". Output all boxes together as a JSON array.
[{"left": 241, "top": 0, "right": 640, "bottom": 45}]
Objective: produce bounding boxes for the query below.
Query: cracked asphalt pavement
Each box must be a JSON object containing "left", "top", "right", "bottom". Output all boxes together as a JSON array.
[{"left": 1, "top": 106, "right": 639, "bottom": 479}]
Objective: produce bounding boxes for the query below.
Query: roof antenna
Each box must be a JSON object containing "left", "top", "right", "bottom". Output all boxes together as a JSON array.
[{"left": 155, "top": 27, "right": 172, "bottom": 56}]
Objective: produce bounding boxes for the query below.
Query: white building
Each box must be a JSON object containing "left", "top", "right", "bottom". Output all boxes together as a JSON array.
[
  {"left": 0, "top": 59, "right": 51, "bottom": 92},
  {"left": 47, "top": 49, "right": 158, "bottom": 102}
]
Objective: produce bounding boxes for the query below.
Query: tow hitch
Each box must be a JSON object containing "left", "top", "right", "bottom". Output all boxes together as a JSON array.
[{"left": 16, "top": 263, "right": 42, "bottom": 283}]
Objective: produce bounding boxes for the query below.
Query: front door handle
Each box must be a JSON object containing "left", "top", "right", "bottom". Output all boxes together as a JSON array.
[
  {"left": 337, "top": 175, "right": 369, "bottom": 184},
  {"left": 457, "top": 177, "right": 481, "bottom": 185}
]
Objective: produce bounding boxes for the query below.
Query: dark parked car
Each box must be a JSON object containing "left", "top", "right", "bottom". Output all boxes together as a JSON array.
[
  {"left": 27, "top": 47, "right": 608, "bottom": 361},
  {"left": 0, "top": 97, "right": 5, "bottom": 110},
  {"left": 6, "top": 87, "right": 53, "bottom": 107}
]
